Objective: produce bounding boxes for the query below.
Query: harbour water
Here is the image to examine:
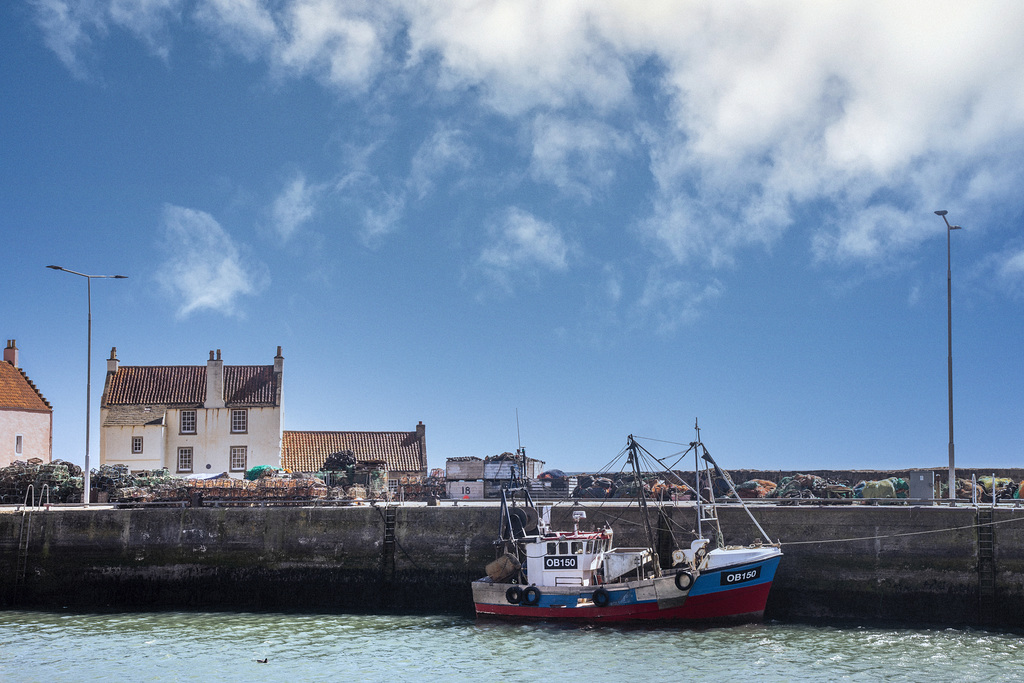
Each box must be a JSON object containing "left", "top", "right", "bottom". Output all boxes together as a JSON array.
[{"left": 1, "top": 610, "right": 1021, "bottom": 682}]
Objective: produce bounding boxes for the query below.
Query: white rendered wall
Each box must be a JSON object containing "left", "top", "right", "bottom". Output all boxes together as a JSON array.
[
  {"left": 99, "top": 423, "right": 166, "bottom": 472},
  {"left": 165, "top": 406, "right": 281, "bottom": 477},
  {"left": 0, "top": 409, "right": 51, "bottom": 466}
]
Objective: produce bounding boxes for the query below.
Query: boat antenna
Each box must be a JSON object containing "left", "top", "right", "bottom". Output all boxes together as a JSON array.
[{"left": 516, "top": 408, "right": 522, "bottom": 451}]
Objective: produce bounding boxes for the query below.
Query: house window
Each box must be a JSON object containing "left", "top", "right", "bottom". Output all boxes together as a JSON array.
[
  {"left": 231, "top": 409, "right": 248, "bottom": 434},
  {"left": 132, "top": 436, "right": 144, "bottom": 454},
  {"left": 180, "top": 410, "right": 197, "bottom": 434},
  {"left": 177, "top": 447, "right": 193, "bottom": 473},
  {"left": 15, "top": 435, "right": 23, "bottom": 455},
  {"left": 230, "top": 446, "right": 247, "bottom": 472}
]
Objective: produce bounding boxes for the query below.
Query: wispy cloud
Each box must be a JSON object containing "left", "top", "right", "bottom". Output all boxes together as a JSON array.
[
  {"left": 978, "top": 243, "right": 1024, "bottom": 300},
  {"left": 409, "top": 127, "right": 474, "bottom": 200},
  {"left": 155, "top": 204, "right": 268, "bottom": 318},
  {"left": 530, "top": 114, "right": 631, "bottom": 201},
  {"left": 31, "top": 0, "right": 181, "bottom": 74},
  {"left": 358, "top": 191, "right": 405, "bottom": 247},
  {"left": 269, "top": 173, "right": 319, "bottom": 242},
  {"left": 638, "top": 269, "right": 724, "bottom": 333},
  {"left": 479, "top": 207, "right": 570, "bottom": 289}
]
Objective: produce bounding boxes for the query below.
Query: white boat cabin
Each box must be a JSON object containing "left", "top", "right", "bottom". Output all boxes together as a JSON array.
[{"left": 523, "top": 529, "right": 656, "bottom": 587}]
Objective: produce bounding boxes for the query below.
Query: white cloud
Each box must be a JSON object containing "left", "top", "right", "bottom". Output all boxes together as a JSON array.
[
  {"left": 404, "top": 0, "right": 633, "bottom": 116},
  {"left": 270, "top": 173, "right": 318, "bottom": 242},
  {"left": 479, "top": 207, "right": 570, "bottom": 288},
  {"left": 530, "top": 114, "right": 631, "bottom": 201},
  {"left": 274, "top": 0, "right": 392, "bottom": 89},
  {"left": 31, "top": 0, "right": 181, "bottom": 73},
  {"left": 33, "top": 0, "right": 1024, "bottom": 286},
  {"left": 359, "top": 192, "right": 406, "bottom": 247},
  {"left": 194, "top": 0, "right": 277, "bottom": 59},
  {"left": 30, "top": 0, "right": 106, "bottom": 75},
  {"left": 638, "top": 269, "right": 724, "bottom": 333},
  {"left": 992, "top": 246, "right": 1024, "bottom": 300},
  {"left": 155, "top": 204, "right": 268, "bottom": 318},
  {"left": 409, "top": 127, "right": 475, "bottom": 200}
]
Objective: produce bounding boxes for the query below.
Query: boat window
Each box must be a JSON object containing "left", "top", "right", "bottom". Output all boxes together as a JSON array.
[
  {"left": 559, "top": 542, "right": 568, "bottom": 555},
  {"left": 572, "top": 541, "right": 583, "bottom": 554},
  {"left": 547, "top": 542, "right": 556, "bottom": 555}
]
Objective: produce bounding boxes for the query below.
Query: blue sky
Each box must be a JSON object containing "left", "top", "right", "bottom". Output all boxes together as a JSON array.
[{"left": 3, "top": 1, "right": 1022, "bottom": 475}]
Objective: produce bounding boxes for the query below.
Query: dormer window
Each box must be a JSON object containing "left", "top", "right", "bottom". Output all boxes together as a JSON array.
[{"left": 231, "top": 409, "right": 247, "bottom": 434}]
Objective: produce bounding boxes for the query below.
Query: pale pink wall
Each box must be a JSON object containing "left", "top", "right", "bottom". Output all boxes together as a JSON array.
[{"left": 0, "top": 409, "right": 52, "bottom": 466}]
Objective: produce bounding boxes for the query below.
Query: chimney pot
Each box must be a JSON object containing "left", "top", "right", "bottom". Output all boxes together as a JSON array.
[{"left": 3, "top": 340, "right": 18, "bottom": 368}]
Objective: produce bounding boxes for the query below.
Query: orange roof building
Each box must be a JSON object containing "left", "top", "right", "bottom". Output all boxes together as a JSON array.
[
  {"left": 1, "top": 340, "right": 53, "bottom": 466},
  {"left": 282, "top": 422, "right": 428, "bottom": 481}
]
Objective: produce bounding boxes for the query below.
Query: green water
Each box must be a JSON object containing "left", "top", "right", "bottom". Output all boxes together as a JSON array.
[{"left": 0, "top": 611, "right": 1020, "bottom": 682}]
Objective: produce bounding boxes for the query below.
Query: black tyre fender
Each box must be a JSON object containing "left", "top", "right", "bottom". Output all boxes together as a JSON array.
[
  {"left": 592, "top": 587, "right": 611, "bottom": 607},
  {"left": 674, "top": 570, "right": 694, "bottom": 591},
  {"left": 522, "top": 586, "right": 542, "bottom": 606},
  {"left": 505, "top": 585, "right": 523, "bottom": 604}
]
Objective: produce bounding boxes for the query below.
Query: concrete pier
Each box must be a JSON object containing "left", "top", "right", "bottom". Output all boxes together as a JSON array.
[{"left": 2, "top": 502, "right": 1021, "bottom": 627}]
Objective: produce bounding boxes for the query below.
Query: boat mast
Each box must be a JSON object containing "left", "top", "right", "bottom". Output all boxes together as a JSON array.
[
  {"left": 627, "top": 434, "right": 662, "bottom": 578},
  {"left": 693, "top": 420, "right": 704, "bottom": 540}
]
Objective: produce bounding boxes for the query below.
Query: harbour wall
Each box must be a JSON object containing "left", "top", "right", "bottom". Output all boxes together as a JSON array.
[{"left": 1, "top": 503, "right": 1022, "bottom": 628}]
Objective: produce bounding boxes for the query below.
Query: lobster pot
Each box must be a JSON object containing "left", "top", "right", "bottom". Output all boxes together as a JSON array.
[
  {"left": 446, "top": 457, "right": 485, "bottom": 481},
  {"left": 447, "top": 480, "right": 484, "bottom": 500}
]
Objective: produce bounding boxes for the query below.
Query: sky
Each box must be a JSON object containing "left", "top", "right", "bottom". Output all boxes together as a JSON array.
[{"left": 2, "top": 0, "right": 1022, "bottom": 476}]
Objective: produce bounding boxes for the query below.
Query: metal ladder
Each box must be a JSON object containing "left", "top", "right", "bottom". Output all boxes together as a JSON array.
[
  {"left": 382, "top": 505, "right": 397, "bottom": 583},
  {"left": 977, "top": 508, "right": 996, "bottom": 623},
  {"left": 14, "top": 485, "right": 46, "bottom": 602}
]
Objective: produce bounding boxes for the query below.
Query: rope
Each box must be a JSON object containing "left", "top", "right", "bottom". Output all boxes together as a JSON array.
[{"left": 780, "top": 512, "right": 1024, "bottom": 546}]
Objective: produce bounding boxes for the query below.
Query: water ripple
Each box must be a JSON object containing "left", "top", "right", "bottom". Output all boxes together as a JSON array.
[{"left": 0, "top": 612, "right": 1021, "bottom": 682}]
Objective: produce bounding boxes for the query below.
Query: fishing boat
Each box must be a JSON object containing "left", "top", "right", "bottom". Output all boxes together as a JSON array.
[{"left": 472, "top": 424, "right": 782, "bottom": 622}]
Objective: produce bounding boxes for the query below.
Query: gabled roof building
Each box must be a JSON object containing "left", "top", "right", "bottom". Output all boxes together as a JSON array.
[
  {"left": 0, "top": 340, "right": 52, "bottom": 466},
  {"left": 100, "top": 347, "right": 283, "bottom": 477}
]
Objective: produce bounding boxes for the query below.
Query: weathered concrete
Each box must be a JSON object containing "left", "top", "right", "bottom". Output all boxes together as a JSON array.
[{"left": 2, "top": 503, "right": 1022, "bottom": 628}]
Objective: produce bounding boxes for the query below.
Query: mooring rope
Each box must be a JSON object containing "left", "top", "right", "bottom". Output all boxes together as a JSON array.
[{"left": 780, "top": 511, "right": 1024, "bottom": 546}]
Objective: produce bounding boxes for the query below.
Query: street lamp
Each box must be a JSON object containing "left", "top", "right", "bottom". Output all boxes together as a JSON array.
[
  {"left": 933, "top": 211, "right": 961, "bottom": 501},
  {"left": 47, "top": 265, "right": 128, "bottom": 506}
]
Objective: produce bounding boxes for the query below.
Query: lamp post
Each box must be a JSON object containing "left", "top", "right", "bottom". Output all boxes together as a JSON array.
[
  {"left": 933, "top": 211, "right": 961, "bottom": 501},
  {"left": 47, "top": 265, "right": 128, "bottom": 506}
]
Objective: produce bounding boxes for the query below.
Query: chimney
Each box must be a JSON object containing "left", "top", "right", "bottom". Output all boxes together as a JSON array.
[
  {"left": 273, "top": 346, "right": 284, "bottom": 406},
  {"left": 3, "top": 340, "right": 17, "bottom": 368},
  {"left": 205, "top": 349, "right": 225, "bottom": 408},
  {"left": 416, "top": 420, "right": 425, "bottom": 440},
  {"left": 107, "top": 347, "right": 119, "bottom": 374}
]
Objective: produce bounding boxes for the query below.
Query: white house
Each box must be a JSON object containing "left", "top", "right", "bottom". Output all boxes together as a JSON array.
[
  {"left": 0, "top": 340, "right": 52, "bottom": 466},
  {"left": 99, "top": 347, "right": 283, "bottom": 477}
]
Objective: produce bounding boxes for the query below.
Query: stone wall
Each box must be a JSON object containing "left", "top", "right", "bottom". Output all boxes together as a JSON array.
[{"left": 2, "top": 502, "right": 1022, "bottom": 627}]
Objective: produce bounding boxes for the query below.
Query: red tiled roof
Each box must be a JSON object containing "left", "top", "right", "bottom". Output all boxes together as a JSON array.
[
  {"left": 0, "top": 362, "right": 51, "bottom": 413},
  {"left": 282, "top": 429, "right": 427, "bottom": 475},
  {"left": 104, "top": 365, "right": 279, "bottom": 407}
]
